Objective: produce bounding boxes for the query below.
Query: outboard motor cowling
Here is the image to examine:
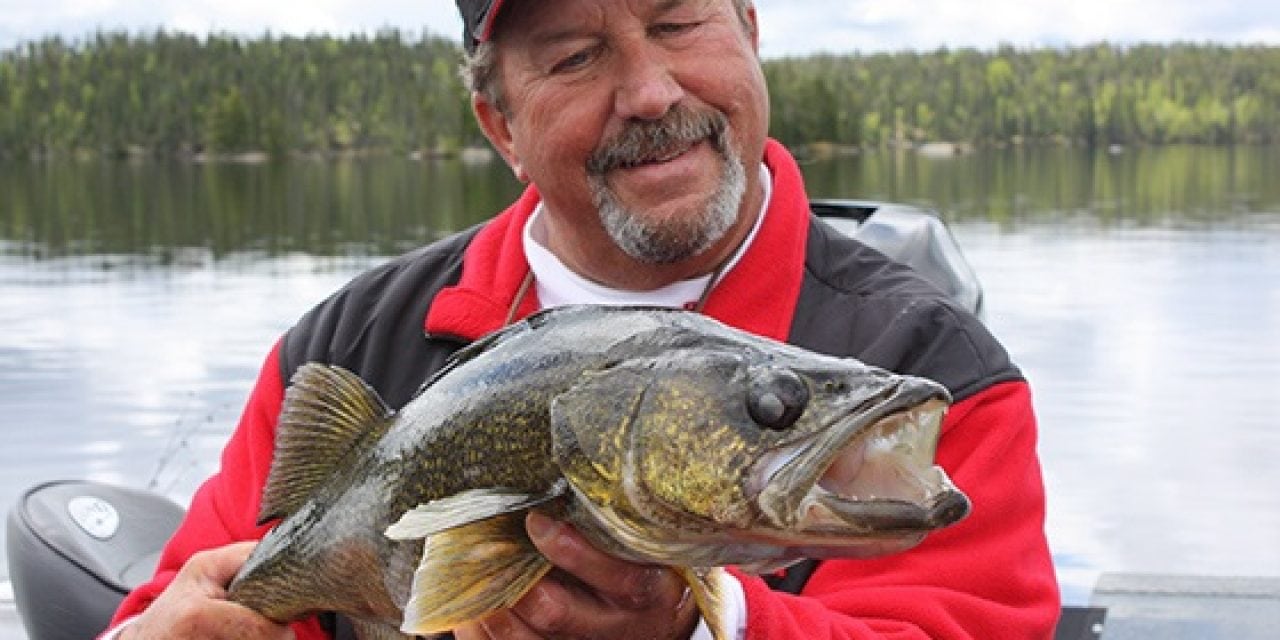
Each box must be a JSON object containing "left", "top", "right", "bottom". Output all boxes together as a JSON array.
[
  {"left": 812, "top": 199, "right": 985, "bottom": 317},
  {"left": 6, "top": 480, "right": 184, "bottom": 640}
]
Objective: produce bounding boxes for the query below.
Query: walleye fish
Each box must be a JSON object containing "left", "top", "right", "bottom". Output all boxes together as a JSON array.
[{"left": 228, "top": 305, "right": 970, "bottom": 639}]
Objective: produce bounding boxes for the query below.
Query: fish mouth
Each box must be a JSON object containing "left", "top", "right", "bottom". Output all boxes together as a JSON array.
[
  {"left": 752, "top": 395, "right": 970, "bottom": 553},
  {"left": 808, "top": 398, "right": 970, "bottom": 530}
]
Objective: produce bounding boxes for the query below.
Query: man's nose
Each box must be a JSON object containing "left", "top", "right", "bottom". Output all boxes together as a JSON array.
[{"left": 613, "top": 47, "right": 684, "bottom": 120}]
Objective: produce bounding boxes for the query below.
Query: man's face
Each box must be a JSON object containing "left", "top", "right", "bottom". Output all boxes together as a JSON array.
[{"left": 475, "top": 0, "right": 770, "bottom": 270}]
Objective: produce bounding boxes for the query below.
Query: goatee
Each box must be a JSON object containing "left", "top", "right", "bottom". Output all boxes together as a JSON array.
[{"left": 587, "top": 106, "right": 747, "bottom": 265}]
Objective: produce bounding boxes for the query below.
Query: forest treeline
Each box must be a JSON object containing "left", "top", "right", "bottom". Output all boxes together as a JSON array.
[{"left": 1, "top": 30, "right": 1277, "bottom": 158}]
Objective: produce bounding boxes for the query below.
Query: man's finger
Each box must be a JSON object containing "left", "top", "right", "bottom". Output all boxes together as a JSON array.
[
  {"left": 184, "top": 541, "right": 259, "bottom": 597},
  {"left": 525, "top": 511, "right": 684, "bottom": 610},
  {"left": 121, "top": 541, "right": 295, "bottom": 640},
  {"left": 455, "top": 608, "right": 543, "bottom": 640}
]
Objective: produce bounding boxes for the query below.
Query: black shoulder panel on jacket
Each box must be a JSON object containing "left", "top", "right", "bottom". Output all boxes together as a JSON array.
[
  {"left": 789, "top": 216, "right": 1022, "bottom": 402},
  {"left": 279, "top": 226, "right": 482, "bottom": 410}
]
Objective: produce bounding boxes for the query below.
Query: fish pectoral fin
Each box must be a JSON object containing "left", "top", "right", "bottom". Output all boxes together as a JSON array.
[
  {"left": 675, "top": 566, "right": 730, "bottom": 640},
  {"left": 400, "top": 513, "right": 552, "bottom": 636},
  {"left": 385, "top": 482, "right": 566, "bottom": 540}
]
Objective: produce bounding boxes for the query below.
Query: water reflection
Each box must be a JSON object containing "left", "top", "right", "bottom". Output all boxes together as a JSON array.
[
  {"left": 803, "top": 144, "right": 1280, "bottom": 227},
  {"left": 1, "top": 146, "right": 1279, "bottom": 608},
  {"left": 0, "top": 157, "right": 521, "bottom": 259},
  {"left": 4, "top": 146, "right": 1278, "bottom": 260}
]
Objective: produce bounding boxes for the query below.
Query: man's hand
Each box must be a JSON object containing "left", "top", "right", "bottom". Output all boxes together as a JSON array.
[
  {"left": 454, "top": 512, "right": 701, "bottom": 640},
  {"left": 119, "top": 541, "right": 294, "bottom": 640}
]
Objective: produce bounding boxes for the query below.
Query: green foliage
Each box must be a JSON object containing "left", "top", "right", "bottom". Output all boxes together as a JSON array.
[
  {"left": 206, "top": 86, "right": 253, "bottom": 151},
  {"left": 0, "top": 34, "right": 1276, "bottom": 157},
  {"left": 0, "top": 29, "right": 473, "bottom": 157},
  {"left": 763, "top": 43, "right": 1279, "bottom": 148}
]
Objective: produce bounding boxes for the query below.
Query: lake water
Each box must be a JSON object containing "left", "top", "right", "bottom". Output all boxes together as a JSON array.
[{"left": 1, "top": 145, "right": 1278, "bottom": 622}]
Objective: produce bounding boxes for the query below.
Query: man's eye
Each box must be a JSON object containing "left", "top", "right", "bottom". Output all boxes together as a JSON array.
[
  {"left": 652, "top": 21, "right": 700, "bottom": 37},
  {"left": 551, "top": 49, "right": 593, "bottom": 74}
]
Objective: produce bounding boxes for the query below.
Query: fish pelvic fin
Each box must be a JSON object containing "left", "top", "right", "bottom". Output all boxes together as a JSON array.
[
  {"left": 676, "top": 566, "right": 730, "bottom": 640},
  {"left": 385, "top": 482, "right": 567, "bottom": 540},
  {"left": 399, "top": 512, "right": 552, "bottom": 635},
  {"left": 259, "top": 362, "right": 394, "bottom": 523}
]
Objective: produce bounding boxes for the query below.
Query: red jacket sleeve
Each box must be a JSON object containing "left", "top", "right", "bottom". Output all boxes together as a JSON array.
[
  {"left": 734, "top": 380, "right": 1060, "bottom": 639},
  {"left": 106, "top": 341, "right": 330, "bottom": 639}
]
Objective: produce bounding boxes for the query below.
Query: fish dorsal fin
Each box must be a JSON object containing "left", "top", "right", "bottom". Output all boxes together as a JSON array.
[
  {"left": 413, "top": 320, "right": 523, "bottom": 395},
  {"left": 259, "top": 362, "right": 394, "bottom": 523},
  {"left": 385, "top": 483, "right": 567, "bottom": 540},
  {"left": 399, "top": 512, "right": 553, "bottom": 636}
]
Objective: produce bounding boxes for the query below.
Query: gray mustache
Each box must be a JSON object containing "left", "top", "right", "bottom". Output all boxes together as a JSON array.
[{"left": 587, "top": 108, "right": 727, "bottom": 174}]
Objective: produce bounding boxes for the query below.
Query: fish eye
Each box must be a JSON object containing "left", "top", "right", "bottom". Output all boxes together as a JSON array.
[{"left": 747, "top": 367, "right": 809, "bottom": 431}]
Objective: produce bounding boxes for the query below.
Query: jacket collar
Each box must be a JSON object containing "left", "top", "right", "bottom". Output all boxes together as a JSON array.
[{"left": 425, "top": 139, "right": 810, "bottom": 342}]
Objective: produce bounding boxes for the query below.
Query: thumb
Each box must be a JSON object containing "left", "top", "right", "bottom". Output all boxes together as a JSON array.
[{"left": 188, "top": 541, "right": 259, "bottom": 594}]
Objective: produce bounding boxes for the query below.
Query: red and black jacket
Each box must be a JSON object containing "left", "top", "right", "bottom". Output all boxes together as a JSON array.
[{"left": 111, "top": 140, "right": 1060, "bottom": 639}]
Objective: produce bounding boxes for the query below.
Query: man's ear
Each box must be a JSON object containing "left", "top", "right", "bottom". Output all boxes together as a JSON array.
[
  {"left": 472, "top": 92, "right": 529, "bottom": 183},
  {"left": 745, "top": 4, "right": 760, "bottom": 53}
]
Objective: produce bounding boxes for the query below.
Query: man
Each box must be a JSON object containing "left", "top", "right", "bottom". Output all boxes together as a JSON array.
[{"left": 106, "top": 0, "right": 1060, "bottom": 637}]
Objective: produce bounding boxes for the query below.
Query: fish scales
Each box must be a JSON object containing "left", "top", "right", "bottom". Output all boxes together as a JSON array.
[{"left": 226, "top": 305, "right": 971, "bottom": 639}]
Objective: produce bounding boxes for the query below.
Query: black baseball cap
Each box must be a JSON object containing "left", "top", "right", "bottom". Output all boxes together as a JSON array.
[{"left": 457, "top": 0, "right": 510, "bottom": 54}]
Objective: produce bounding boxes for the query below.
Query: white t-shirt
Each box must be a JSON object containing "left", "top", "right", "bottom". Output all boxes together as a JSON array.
[{"left": 523, "top": 164, "right": 772, "bottom": 312}]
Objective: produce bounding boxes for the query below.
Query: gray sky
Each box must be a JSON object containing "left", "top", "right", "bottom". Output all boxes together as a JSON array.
[{"left": 2, "top": 0, "right": 1278, "bottom": 57}]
